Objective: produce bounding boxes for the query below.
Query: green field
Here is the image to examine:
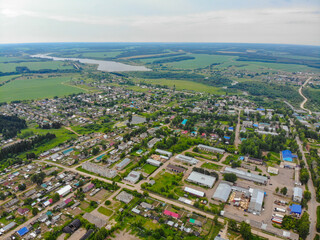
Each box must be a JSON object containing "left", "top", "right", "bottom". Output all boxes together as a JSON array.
[
  {"left": 98, "top": 206, "right": 113, "bottom": 216},
  {"left": 0, "top": 74, "right": 20, "bottom": 83},
  {"left": 0, "top": 75, "right": 84, "bottom": 102},
  {"left": 233, "top": 60, "right": 320, "bottom": 73},
  {"left": 164, "top": 54, "right": 236, "bottom": 69},
  {"left": 136, "top": 78, "right": 225, "bottom": 94},
  {"left": 201, "top": 162, "right": 223, "bottom": 170},
  {"left": 18, "top": 127, "right": 77, "bottom": 156},
  {"left": 141, "top": 164, "right": 158, "bottom": 175},
  {"left": 0, "top": 60, "right": 74, "bottom": 72}
]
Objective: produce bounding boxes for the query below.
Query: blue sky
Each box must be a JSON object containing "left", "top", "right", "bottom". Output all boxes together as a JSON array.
[{"left": 0, "top": 0, "right": 319, "bottom": 45}]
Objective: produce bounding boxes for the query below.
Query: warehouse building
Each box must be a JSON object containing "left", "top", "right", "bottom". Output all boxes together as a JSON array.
[
  {"left": 224, "top": 167, "right": 268, "bottom": 185},
  {"left": 82, "top": 162, "right": 117, "bottom": 179},
  {"left": 248, "top": 189, "right": 264, "bottom": 215},
  {"left": 175, "top": 154, "right": 198, "bottom": 165},
  {"left": 155, "top": 149, "right": 172, "bottom": 157},
  {"left": 293, "top": 187, "right": 303, "bottom": 203},
  {"left": 146, "top": 159, "right": 162, "bottom": 167},
  {"left": 115, "top": 158, "right": 131, "bottom": 170},
  {"left": 267, "top": 166, "right": 279, "bottom": 175},
  {"left": 124, "top": 171, "right": 141, "bottom": 184},
  {"left": 56, "top": 185, "right": 72, "bottom": 197},
  {"left": 184, "top": 187, "right": 205, "bottom": 197},
  {"left": 212, "top": 182, "right": 232, "bottom": 202},
  {"left": 167, "top": 164, "right": 186, "bottom": 174},
  {"left": 197, "top": 144, "right": 225, "bottom": 154},
  {"left": 116, "top": 191, "right": 134, "bottom": 204},
  {"left": 186, "top": 171, "right": 216, "bottom": 188}
]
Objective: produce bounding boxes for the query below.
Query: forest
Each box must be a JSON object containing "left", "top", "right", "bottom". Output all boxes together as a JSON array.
[
  {"left": 231, "top": 82, "right": 303, "bottom": 105},
  {"left": 0, "top": 114, "right": 27, "bottom": 139}
]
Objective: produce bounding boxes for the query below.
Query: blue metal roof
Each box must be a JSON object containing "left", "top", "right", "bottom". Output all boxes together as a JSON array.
[
  {"left": 290, "top": 204, "right": 302, "bottom": 214},
  {"left": 17, "top": 227, "right": 29, "bottom": 236}
]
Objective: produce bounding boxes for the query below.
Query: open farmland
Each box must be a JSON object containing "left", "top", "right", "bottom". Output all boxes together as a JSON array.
[
  {"left": 0, "top": 60, "right": 74, "bottom": 72},
  {"left": 135, "top": 78, "right": 226, "bottom": 94},
  {"left": 0, "top": 74, "right": 21, "bottom": 83},
  {"left": 0, "top": 75, "right": 84, "bottom": 102},
  {"left": 163, "top": 54, "right": 236, "bottom": 69}
]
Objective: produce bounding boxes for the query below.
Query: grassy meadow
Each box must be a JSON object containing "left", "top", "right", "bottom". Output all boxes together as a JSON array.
[
  {"left": 0, "top": 60, "right": 74, "bottom": 72},
  {"left": 134, "top": 78, "right": 226, "bottom": 94},
  {"left": 0, "top": 75, "right": 84, "bottom": 102}
]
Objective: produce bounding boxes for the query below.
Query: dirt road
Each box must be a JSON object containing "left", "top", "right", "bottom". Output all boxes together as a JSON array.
[{"left": 299, "top": 77, "right": 312, "bottom": 115}]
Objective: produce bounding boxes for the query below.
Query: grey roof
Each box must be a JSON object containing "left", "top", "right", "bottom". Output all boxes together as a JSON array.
[
  {"left": 116, "top": 191, "right": 134, "bottom": 204},
  {"left": 248, "top": 189, "right": 264, "bottom": 214},
  {"left": 124, "top": 170, "right": 140, "bottom": 183},
  {"left": 116, "top": 158, "right": 131, "bottom": 169},
  {"left": 155, "top": 149, "right": 172, "bottom": 157},
  {"left": 293, "top": 187, "right": 303, "bottom": 198},
  {"left": 187, "top": 171, "right": 216, "bottom": 188},
  {"left": 175, "top": 154, "right": 198, "bottom": 165},
  {"left": 212, "top": 183, "right": 232, "bottom": 202},
  {"left": 224, "top": 167, "right": 268, "bottom": 184},
  {"left": 198, "top": 144, "right": 225, "bottom": 154}
]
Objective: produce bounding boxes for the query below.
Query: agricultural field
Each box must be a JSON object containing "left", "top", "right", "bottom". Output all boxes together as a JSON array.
[
  {"left": 135, "top": 78, "right": 225, "bottom": 94},
  {"left": 0, "top": 75, "right": 84, "bottom": 102},
  {"left": 0, "top": 60, "right": 74, "bottom": 72},
  {"left": 0, "top": 74, "right": 20, "bottom": 83},
  {"left": 231, "top": 60, "right": 320, "bottom": 73},
  {"left": 163, "top": 54, "right": 236, "bottom": 69}
]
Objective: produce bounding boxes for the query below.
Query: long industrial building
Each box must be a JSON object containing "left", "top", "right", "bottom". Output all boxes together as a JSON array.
[
  {"left": 197, "top": 144, "right": 225, "bottom": 154},
  {"left": 224, "top": 167, "right": 268, "bottom": 185},
  {"left": 175, "top": 154, "right": 198, "bottom": 165},
  {"left": 248, "top": 188, "right": 265, "bottom": 215},
  {"left": 186, "top": 171, "right": 216, "bottom": 188}
]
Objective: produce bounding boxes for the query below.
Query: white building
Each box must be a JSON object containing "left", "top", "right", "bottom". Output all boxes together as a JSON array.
[
  {"left": 184, "top": 187, "right": 205, "bottom": 198},
  {"left": 197, "top": 144, "right": 225, "bottom": 154},
  {"left": 124, "top": 171, "right": 141, "bottom": 184},
  {"left": 56, "top": 185, "right": 72, "bottom": 197},
  {"left": 175, "top": 154, "right": 198, "bottom": 165},
  {"left": 293, "top": 187, "right": 303, "bottom": 203},
  {"left": 146, "top": 159, "right": 161, "bottom": 167},
  {"left": 248, "top": 188, "right": 264, "bottom": 215},
  {"left": 267, "top": 166, "right": 279, "bottom": 175},
  {"left": 186, "top": 171, "right": 216, "bottom": 188}
]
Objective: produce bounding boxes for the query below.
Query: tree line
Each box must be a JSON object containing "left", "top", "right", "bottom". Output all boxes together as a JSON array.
[{"left": 0, "top": 133, "right": 56, "bottom": 161}]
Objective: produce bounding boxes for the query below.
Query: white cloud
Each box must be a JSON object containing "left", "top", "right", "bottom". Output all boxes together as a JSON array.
[{"left": 0, "top": 5, "right": 319, "bottom": 45}]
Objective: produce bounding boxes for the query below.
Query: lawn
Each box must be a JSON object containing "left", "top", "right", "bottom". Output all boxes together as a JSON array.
[
  {"left": 201, "top": 162, "right": 222, "bottom": 171},
  {"left": 0, "top": 60, "right": 74, "bottom": 72},
  {"left": 0, "top": 75, "right": 84, "bottom": 102},
  {"left": 143, "top": 220, "right": 160, "bottom": 230},
  {"left": 136, "top": 78, "right": 225, "bottom": 94},
  {"left": 164, "top": 54, "right": 236, "bottom": 69},
  {"left": 145, "top": 171, "right": 183, "bottom": 199},
  {"left": 98, "top": 206, "right": 113, "bottom": 216},
  {"left": 141, "top": 164, "right": 158, "bottom": 175},
  {"left": 80, "top": 201, "right": 97, "bottom": 213}
]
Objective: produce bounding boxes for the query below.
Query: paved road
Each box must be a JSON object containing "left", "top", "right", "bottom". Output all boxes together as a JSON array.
[
  {"left": 298, "top": 77, "right": 312, "bottom": 115},
  {"left": 296, "top": 136, "right": 319, "bottom": 240}
]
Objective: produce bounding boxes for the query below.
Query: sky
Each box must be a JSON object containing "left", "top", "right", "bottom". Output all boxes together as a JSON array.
[{"left": 0, "top": 0, "right": 320, "bottom": 45}]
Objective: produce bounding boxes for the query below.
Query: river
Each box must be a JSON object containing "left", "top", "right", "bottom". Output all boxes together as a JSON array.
[{"left": 30, "top": 54, "right": 151, "bottom": 72}]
